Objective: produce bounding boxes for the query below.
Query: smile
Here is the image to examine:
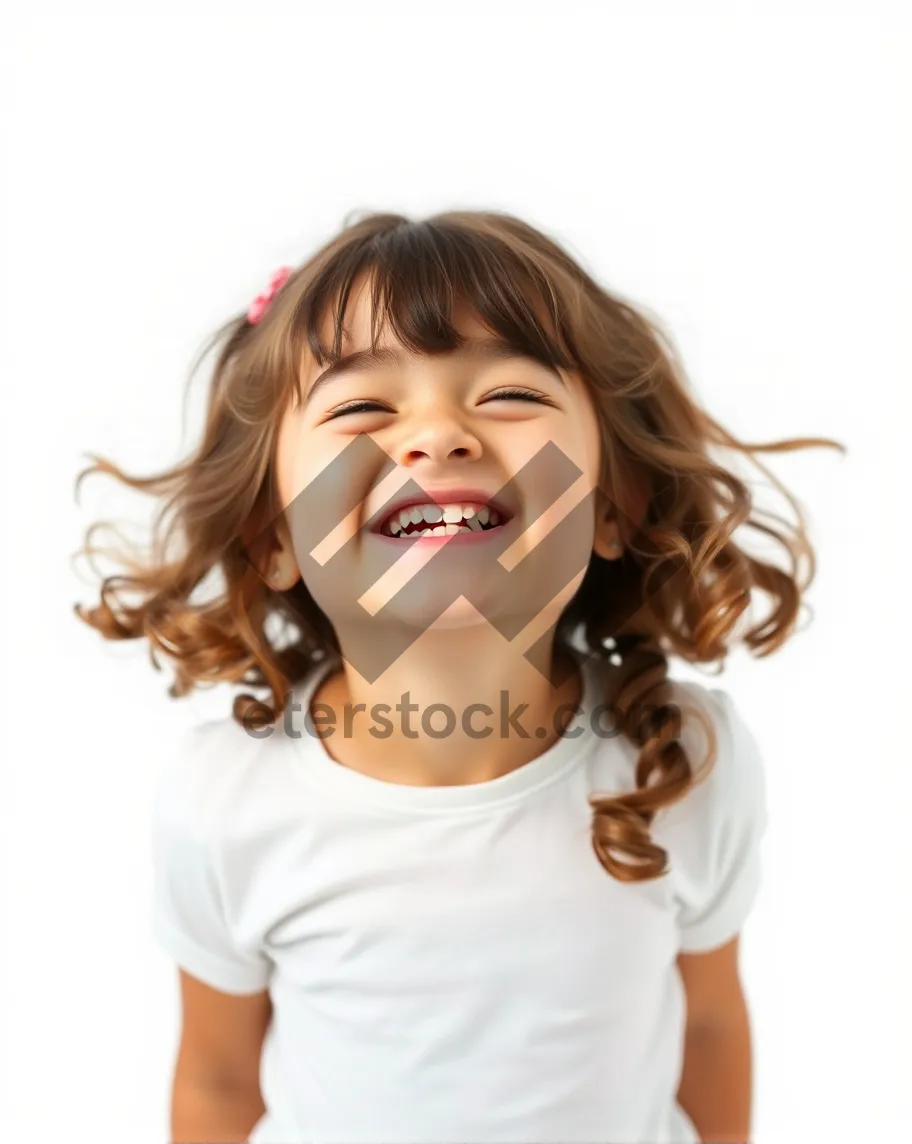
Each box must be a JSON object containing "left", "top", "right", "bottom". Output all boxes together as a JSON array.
[{"left": 380, "top": 501, "right": 509, "bottom": 538}]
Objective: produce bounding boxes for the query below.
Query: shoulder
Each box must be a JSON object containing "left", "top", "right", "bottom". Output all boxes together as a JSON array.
[
  {"left": 582, "top": 656, "right": 761, "bottom": 798},
  {"left": 149, "top": 710, "right": 296, "bottom": 995},
  {"left": 582, "top": 660, "right": 768, "bottom": 873},
  {"left": 655, "top": 678, "right": 771, "bottom": 951},
  {"left": 152, "top": 716, "right": 261, "bottom": 841},
  {"left": 661, "top": 678, "right": 768, "bottom": 825},
  {"left": 151, "top": 675, "right": 324, "bottom": 850}
]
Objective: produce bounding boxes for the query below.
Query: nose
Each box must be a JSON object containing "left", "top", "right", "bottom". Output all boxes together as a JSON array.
[{"left": 394, "top": 412, "right": 483, "bottom": 467}]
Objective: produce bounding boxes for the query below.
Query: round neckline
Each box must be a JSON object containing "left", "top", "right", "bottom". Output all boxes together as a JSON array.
[{"left": 286, "top": 650, "right": 604, "bottom": 815}]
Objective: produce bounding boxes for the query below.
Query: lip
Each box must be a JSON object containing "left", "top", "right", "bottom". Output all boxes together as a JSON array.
[{"left": 367, "top": 485, "right": 516, "bottom": 537}]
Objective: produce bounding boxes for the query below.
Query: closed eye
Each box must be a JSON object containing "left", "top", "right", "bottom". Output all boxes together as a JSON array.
[
  {"left": 324, "top": 400, "right": 391, "bottom": 419},
  {"left": 483, "top": 387, "right": 555, "bottom": 405},
  {"left": 324, "top": 387, "right": 554, "bottom": 420}
]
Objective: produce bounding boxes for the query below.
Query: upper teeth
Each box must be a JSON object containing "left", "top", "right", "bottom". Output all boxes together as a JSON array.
[{"left": 386, "top": 502, "right": 500, "bottom": 535}]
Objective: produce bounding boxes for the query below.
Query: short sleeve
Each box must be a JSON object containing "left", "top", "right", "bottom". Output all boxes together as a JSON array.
[
  {"left": 150, "top": 726, "right": 272, "bottom": 995},
  {"left": 669, "top": 687, "right": 770, "bottom": 954}
]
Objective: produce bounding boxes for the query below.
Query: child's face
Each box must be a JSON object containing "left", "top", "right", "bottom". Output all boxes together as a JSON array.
[{"left": 273, "top": 276, "right": 611, "bottom": 642}]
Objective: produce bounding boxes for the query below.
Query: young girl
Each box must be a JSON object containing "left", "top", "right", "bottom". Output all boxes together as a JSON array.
[{"left": 75, "top": 209, "right": 841, "bottom": 1144}]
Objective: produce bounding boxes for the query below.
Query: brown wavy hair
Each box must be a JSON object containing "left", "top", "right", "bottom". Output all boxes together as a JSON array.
[{"left": 73, "top": 208, "right": 844, "bottom": 882}]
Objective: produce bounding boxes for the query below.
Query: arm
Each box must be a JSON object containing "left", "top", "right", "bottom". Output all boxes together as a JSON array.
[
  {"left": 675, "top": 935, "right": 754, "bottom": 1144},
  {"left": 170, "top": 969, "right": 272, "bottom": 1144}
]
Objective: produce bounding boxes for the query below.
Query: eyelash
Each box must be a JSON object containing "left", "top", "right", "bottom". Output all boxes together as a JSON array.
[
  {"left": 326, "top": 388, "right": 552, "bottom": 419},
  {"left": 488, "top": 387, "right": 553, "bottom": 405}
]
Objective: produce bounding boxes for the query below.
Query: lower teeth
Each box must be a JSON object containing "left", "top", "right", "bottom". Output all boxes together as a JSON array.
[{"left": 390, "top": 522, "right": 495, "bottom": 538}]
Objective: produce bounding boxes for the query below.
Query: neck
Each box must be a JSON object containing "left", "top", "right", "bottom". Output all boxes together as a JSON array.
[{"left": 311, "top": 622, "right": 583, "bottom": 787}]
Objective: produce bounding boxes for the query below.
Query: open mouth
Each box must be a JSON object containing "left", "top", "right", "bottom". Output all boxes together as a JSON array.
[{"left": 377, "top": 500, "right": 512, "bottom": 539}]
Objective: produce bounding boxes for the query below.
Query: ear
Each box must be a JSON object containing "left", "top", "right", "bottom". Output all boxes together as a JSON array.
[
  {"left": 593, "top": 509, "right": 624, "bottom": 560},
  {"left": 240, "top": 499, "right": 301, "bottom": 591},
  {"left": 267, "top": 511, "right": 302, "bottom": 590},
  {"left": 592, "top": 470, "right": 652, "bottom": 561}
]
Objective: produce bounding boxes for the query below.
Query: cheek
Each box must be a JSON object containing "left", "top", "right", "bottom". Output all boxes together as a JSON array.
[
  {"left": 501, "top": 385, "right": 601, "bottom": 481},
  {"left": 274, "top": 415, "right": 369, "bottom": 563},
  {"left": 498, "top": 415, "right": 599, "bottom": 576},
  {"left": 570, "top": 385, "right": 604, "bottom": 487},
  {"left": 276, "top": 408, "right": 362, "bottom": 512},
  {"left": 274, "top": 409, "right": 308, "bottom": 513}
]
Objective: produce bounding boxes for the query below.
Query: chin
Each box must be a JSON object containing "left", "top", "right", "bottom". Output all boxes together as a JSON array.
[
  {"left": 423, "top": 599, "right": 493, "bottom": 631},
  {"left": 376, "top": 595, "right": 492, "bottom": 634},
  {"left": 387, "top": 592, "right": 569, "bottom": 641}
]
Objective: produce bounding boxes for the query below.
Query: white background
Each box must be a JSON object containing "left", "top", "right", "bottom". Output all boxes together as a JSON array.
[{"left": 2, "top": 2, "right": 909, "bottom": 1141}]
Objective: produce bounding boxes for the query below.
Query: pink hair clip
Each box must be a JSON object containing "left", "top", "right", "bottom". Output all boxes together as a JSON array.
[{"left": 246, "top": 265, "right": 294, "bottom": 325}]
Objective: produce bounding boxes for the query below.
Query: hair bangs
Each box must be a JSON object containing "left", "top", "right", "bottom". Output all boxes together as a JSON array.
[{"left": 291, "top": 218, "right": 578, "bottom": 404}]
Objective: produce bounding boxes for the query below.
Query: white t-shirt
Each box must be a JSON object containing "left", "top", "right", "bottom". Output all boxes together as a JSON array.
[{"left": 151, "top": 651, "right": 768, "bottom": 1144}]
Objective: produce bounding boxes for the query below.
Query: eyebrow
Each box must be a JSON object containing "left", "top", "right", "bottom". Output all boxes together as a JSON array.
[{"left": 304, "top": 336, "right": 565, "bottom": 405}]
